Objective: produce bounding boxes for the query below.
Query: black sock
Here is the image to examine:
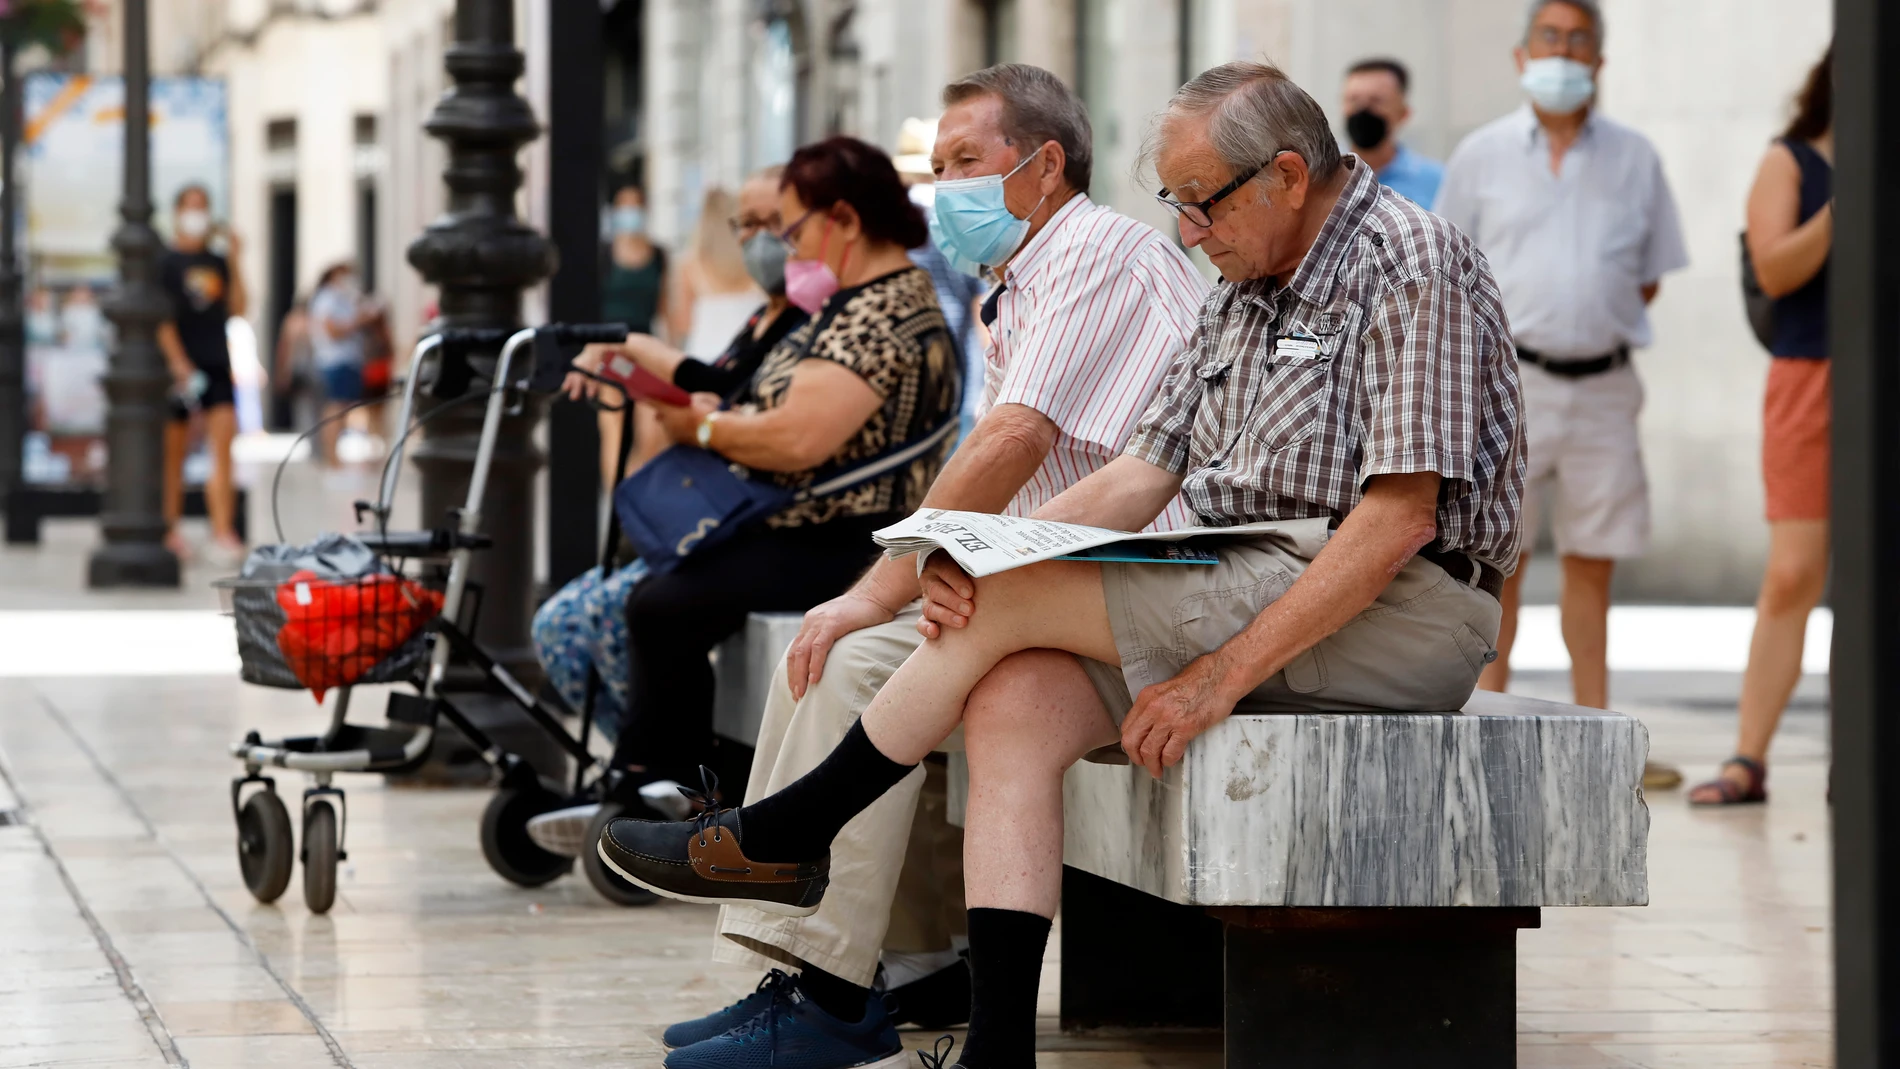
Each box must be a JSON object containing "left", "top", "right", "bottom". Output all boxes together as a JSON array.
[
  {"left": 798, "top": 965, "right": 870, "bottom": 1024},
  {"left": 960, "top": 908, "right": 1051, "bottom": 1069},
  {"left": 737, "top": 719, "right": 916, "bottom": 862}
]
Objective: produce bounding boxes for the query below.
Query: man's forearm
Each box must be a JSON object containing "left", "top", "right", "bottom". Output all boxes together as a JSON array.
[
  {"left": 1030, "top": 454, "right": 1182, "bottom": 532},
  {"left": 1204, "top": 478, "right": 1440, "bottom": 699}
]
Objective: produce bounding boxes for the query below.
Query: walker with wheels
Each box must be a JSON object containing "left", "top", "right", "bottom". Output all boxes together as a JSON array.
[{"left": 219, "top": 323, "right": 647, "bottom": 912}]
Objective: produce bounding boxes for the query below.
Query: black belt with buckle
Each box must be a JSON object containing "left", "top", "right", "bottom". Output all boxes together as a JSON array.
[
  {"left": 1516, "top": 344, "right": 1630, "bottom": 378},
  {"left": 1417, "top": 544, "right": 1505, "bottom": 600}
]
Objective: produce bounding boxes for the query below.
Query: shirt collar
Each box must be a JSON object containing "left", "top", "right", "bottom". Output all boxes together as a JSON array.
[
  {"left": 1516, "top": 102, "right": 1598, "bottom": 147},
  {"left": 1002, "top": 192, "right": 1091, "bottom": 282},
  {"left": 1282, "top": 155, "right": 1380, "bottom": 306}
]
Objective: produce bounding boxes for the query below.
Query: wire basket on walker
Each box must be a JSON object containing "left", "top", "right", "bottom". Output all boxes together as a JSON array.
[{"left": 223, "top": 323, "right": 650, "bottom": 914}]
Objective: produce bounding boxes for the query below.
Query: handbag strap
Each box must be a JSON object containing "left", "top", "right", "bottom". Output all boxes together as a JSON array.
[{"left": 793, "top": 417, "right": 959, "bottom": 502}]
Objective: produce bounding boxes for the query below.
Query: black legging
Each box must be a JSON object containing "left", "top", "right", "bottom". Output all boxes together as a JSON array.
[{"left": 613, "top": 513, "right": 893, "bottom": 782}]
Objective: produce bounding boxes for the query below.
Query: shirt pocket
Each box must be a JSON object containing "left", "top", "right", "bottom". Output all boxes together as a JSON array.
[
  {"left": 1248, "top": 312, "right": 1351, "bottom": 453},
  {"left": 1187, "top": 355, "right": 1237, "bottom": 460}
]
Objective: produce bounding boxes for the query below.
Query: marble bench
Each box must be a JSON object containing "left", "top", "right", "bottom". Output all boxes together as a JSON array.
[{"left": 711, "top": 613, "right": 1651, "bottom": 1069}]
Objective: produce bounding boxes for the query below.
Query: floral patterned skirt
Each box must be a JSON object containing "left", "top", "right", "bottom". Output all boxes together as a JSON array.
[{"left": 531, "top": 561, "right": 648, "bottom": 741}]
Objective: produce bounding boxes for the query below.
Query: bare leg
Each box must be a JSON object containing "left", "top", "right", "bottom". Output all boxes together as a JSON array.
[
  {"left": 203, "top": 404, "right": 239, "bottom": 544},
  {"left": 1559, "top": 554, "right": 1615, "bottom": 709},
  {"left": 1478, "top": 553, "right": 1528, "bottom": 692},
  {"left": 859, "top": 559, "right": 1119, "bottom": 765},
  {"left": 962, "top": 649, "right": 1119, "bottom": 918},
  {"left": 1688, "top": 519, "right": 1829, "bottom": 801},
  {"left": 162, "top": 419, "right": 189, "bottom": 555},
  {"left": 319, "top": 401, "right": 346, "bottom": 467}
]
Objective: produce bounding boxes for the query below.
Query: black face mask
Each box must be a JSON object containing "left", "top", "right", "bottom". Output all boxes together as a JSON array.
[{"left": 1345, "top": 108, "right": 1390, "bottom": 151}]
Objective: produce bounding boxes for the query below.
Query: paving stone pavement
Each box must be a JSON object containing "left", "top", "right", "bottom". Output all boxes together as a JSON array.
[{"left": 0, "top": 460, "right": 1837, "bottom": 1068}]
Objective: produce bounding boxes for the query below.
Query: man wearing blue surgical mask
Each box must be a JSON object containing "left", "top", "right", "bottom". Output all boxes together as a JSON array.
[{"left": 1437, "top": 0, "right": 1689, "bottom": 790}]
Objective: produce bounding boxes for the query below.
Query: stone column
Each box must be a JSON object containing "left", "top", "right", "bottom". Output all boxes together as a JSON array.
[
  {"left": 88, "top": 0, "right": 178, "bottom": 589},
  {"left": 405, "top": 0, "right": 555, "bottom": 675}
]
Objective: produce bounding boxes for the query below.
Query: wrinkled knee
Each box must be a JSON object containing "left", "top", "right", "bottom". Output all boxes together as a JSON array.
[{"left": 1759, "top": 562, "right": 1824, "bottom": 616}]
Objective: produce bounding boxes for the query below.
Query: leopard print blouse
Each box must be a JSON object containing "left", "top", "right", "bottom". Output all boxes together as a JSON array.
[{"left": 742, "top": 266, "right": 960, "bottom": 528}]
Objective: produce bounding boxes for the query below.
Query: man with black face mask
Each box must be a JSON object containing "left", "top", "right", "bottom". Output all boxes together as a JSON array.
[{"left": 1341, "top": 57, "right": 1443, "bottom": 207}]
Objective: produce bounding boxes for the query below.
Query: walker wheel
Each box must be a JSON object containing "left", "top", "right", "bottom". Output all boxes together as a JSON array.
[
  {"left": 582, "top": 803, "right": 659, "bottom": 907},
  {"left": 236, "top": 789, "right": 294, "bottom": 904},
  {"left": 302, "top": 800, "right": 339, "bottom": 914},
  {"left": 481, "top": 784, "right": 575, "bottom": 888}
]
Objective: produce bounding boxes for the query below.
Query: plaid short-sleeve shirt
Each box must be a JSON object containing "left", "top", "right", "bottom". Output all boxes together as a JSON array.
[{"left": 1124, "top": 158, "right": 1525, "bottom": 566}]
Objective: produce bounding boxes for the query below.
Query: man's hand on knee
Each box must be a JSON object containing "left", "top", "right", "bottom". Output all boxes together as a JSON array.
[
  {"left": 1121, "top": 653, "right": 1244, "bottom": 779},
  {"left": 786, "top": 593, "right": 896, "bottom": 699},
  {"left": 916, "top": 553, "right": 977, "bottom": 640}
]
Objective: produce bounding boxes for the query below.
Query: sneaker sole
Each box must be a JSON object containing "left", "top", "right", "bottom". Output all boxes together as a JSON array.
[
  {"left": 524, "top": 811, "right": 591, "bottom": 858},
  {"left": 595, "top": 841, "right": 822, "bottom": 918}
]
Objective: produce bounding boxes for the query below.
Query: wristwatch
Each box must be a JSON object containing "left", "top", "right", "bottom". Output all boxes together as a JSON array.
[{"left": 696, "top": 411, "right": 721, "bottom": 449}]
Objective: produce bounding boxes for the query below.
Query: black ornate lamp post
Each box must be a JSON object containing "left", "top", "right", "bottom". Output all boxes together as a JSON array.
[
  {"left": 406, "top": 0, "right": 555, "bottom": 673},
  {"left": 87, "top": 0, "right": 176, "bottom": 587},
  {"left": 0, "top": 36, "right": 24, "bottom": 506}
]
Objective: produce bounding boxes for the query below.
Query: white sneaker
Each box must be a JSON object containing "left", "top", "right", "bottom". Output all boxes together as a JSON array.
[
  {"left": 525, "top": 803, "right": 600, "bottom": 857},
  {"left": 639, "top": 779, "right": 695, "bottom": 820}
]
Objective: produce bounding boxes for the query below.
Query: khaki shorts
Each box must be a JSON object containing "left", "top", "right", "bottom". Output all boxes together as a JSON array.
[
  {"left": 1520, "top": 360, "right": 1650, "bottom": 560},
  {"left": 1079, "top": 518, "right": 1503, "bottom": 729}
]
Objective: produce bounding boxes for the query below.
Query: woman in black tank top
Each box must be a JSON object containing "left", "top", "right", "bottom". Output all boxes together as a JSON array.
[{"left": 1690, "top": 45, "right": 1832, "bottom": 807}]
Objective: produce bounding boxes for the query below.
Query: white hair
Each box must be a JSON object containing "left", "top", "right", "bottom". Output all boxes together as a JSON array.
[
  {"left": 1525, "top": 0, "right": 1604, "bottom": 49},
  {"left": 1151, "top": 61, "right": 1344, "bottom": 189}
]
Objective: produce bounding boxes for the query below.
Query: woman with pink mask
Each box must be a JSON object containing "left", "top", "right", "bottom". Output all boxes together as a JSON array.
[{"left": 563, "top": 136, "right": 960, "bottom": 801}]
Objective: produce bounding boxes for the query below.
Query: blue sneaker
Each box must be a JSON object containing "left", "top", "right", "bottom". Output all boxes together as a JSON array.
[
  {"left": 662, "top": 969, "right": 799, "bottom": 1050},
  {"left": 663, "top": 988, "right": 905, "bottom": 1069}
]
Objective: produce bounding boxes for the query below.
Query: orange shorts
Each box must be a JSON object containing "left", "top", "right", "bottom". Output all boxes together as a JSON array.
[{"left": 1762, "top": 357, "right": 1829, "bottom": 521}]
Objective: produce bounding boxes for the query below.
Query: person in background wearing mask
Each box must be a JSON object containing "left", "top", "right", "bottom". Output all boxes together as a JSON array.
[
  {"left": 58, "top": 284, "right": 107, "bottom": 351},
  {"left": 159, "top": 183, "right": 247, "bottom": 563},
  {"left": 894, "top": 115, "right": 991, "bottom": 439},
  {"left": 616, "top": 65, "right": 1204, "bottom": 1069},
  {"left": 1340, "top": 57, "right": 1443, "bottom": 207},
  {"left": 308, "top": 262, "right": 378, "bottom": 469},
  {"left": 1436, "top": 0, "right": 1688, "bottom": 789},
  {"left": 1689, "top": 45, "right": 1834, "bottom": 807},
  {"left": 599, "top": 183, "right": 670, "bottom": 489},
  {"left": 533, "top": 166, "right": 808, "bottom": 797}
]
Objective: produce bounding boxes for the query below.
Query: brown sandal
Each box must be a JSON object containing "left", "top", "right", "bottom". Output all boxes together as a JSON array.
[{"left": 1687, "top": 755, "right": 1767, "bottom": 805}]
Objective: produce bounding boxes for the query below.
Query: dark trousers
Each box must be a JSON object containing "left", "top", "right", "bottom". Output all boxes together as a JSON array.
[{"left": 615, "top": 514, "right": 891, "bottom": 782}]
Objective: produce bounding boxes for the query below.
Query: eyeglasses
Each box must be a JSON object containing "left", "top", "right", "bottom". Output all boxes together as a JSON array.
[
  {"left": 1154, "top": 152, "right": 1282, "bottom": 228},
  {"left": 777, "top": 209, "right": 819, "bottom": 245},
  {"left": 1529, "top": 25, "right": 1598, "bottom": 56},
  {"left": 728, "top": 215, "right": 781, "bottom": 238}
]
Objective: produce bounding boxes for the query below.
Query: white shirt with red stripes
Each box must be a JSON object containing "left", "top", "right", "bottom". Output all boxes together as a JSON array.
[{"left": 979, "top": 194, "right": 1207, "bottom": 533}]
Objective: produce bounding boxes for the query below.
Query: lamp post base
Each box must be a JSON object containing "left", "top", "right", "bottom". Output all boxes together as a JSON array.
[{"left": 86, "top": 541, "right": 179, "bottom": 588}]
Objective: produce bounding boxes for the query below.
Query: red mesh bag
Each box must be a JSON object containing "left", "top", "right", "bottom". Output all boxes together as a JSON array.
[{"left": 273, "top": 571, "right": 444, "bottom": 702}]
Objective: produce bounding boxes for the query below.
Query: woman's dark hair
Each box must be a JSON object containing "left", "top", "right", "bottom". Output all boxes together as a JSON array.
[
  {"left": 780, "top": 136, "right": 929, "bottom": 250},
  {"left": 318, "top": 261, "right": 354, "bottom": 288},
  {"left": 1784, "top": 44, "right": 1832, "bottom": 142}
]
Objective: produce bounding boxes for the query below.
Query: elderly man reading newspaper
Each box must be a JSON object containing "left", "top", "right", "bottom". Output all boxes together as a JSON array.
[{"left": 602, "top": 61, "right": 1522, "bottom": 1069}]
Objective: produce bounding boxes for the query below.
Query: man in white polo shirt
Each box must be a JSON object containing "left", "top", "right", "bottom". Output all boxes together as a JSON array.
[
  {"left": 1436, "top": 0, "right": 1687, "bottom": 787},
  {"left": 648, "top": 63, "right": 1206, "bottom": 1067}
]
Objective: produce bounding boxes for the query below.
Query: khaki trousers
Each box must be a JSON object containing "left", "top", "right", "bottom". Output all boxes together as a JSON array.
[{"left": 714, "top": 608, "right": 961, "bottom": 987}]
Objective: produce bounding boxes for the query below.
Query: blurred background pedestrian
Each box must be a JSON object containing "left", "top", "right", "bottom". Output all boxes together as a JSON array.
[
  {"left": 158, "top": 183, "right": 246, "bottom": 565},
  {"left": 668, "top": 187, "right": 763, "bottom": 362},
  {"left": 1340, "top": 57, "right": 1443, "bottom": 206},
  {"left": 1689, "top": 45, "right": 1834, "bottom": 807},
  {"left": 1437, "top": 0, "right": 1689, "bottom": 790},
  {"left": 308, "top": 261, "right": 378, "bottom": 470}
]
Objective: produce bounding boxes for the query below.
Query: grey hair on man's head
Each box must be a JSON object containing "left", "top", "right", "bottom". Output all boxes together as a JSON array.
[
  {"left": 942, "top": 63, "right": 1093, "bottom": 193},
  {"left": 1154, "top": 61, "right": 1343, "bottom": 190},
  {"left": 1524, "top": 0, "right": 1604, "bottom": 48}
]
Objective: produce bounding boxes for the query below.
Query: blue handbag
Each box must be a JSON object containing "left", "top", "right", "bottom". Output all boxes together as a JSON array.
[{"left": 614, "top": 418, "right": 958, "bottom": 575}]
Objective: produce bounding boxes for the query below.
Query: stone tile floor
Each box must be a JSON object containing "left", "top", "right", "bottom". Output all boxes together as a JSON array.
[{"left": 0, "top": 464, "right": 1836, "bottom": 1068}]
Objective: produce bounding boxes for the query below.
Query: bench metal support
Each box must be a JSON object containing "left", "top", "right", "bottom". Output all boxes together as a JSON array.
[
  {"left": 1059, "top": 866, "right": 1222, "bottom": 1032},
  {"left": 1216, "top": 906, "right": 1538, "bottom": 1069}
]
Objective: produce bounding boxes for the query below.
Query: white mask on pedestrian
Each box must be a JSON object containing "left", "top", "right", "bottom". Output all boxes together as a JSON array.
[
  {"left": 176, "top": 208, "right": 211, "bottom": 241},
  {"left": 1520, "top": 57, "right": 1596, "bottom": 116}
]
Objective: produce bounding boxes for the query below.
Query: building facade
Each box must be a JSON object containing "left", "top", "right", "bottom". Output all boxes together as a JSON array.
[{"left": 93, "top": 0, "right": 1835, "bottom": 602}]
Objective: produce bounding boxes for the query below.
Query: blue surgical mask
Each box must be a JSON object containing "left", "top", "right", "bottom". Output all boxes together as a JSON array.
[
  {"left": 612, "top": 206, "right": 647, "bottom": 236},
  {"left": 1520, "top": 56, "right": 1596, "bottom": 116},
  {"left": 930, "top": 147, "right": 1047, "bottom": 276}
]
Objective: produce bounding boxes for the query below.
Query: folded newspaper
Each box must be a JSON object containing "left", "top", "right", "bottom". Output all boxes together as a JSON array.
[{"left": 873, "top": 509, "right": 1287, "bottom": 578}]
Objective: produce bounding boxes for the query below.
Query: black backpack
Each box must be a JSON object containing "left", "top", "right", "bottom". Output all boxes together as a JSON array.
[{"left": 1739, "top": 232, "right": 1776, "bottom": 351}]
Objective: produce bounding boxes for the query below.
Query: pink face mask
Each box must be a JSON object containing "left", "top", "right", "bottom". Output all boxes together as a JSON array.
[{"left": 784, "top": 217, "right": 851, "bottom": 314}]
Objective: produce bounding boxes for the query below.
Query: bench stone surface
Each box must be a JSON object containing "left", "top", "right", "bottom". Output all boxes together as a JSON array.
[
  {"left": 712, "top": 612, "right": 803, "bottom": 745},
  {"left": 1062, "top": 690, "right": 1648, "bottom": 908}
]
